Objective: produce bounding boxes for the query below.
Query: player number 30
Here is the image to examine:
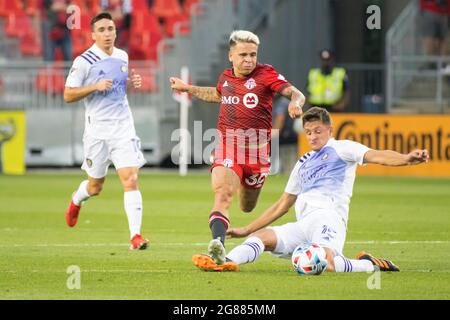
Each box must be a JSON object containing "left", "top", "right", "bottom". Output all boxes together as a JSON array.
[{"left": 244, "top": 173, "right": 269, "bottom": 187}]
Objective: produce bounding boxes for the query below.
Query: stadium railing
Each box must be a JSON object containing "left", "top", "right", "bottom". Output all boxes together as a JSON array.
[
  {"left": 386, "top": 0, "right": 450, "bottom": 114},
  {"left": 0, "top": 60, "right": 163, "bottom": 166}
]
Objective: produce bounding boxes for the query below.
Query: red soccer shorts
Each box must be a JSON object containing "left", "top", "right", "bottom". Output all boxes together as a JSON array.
[{"left": 211, "top": 141, "right": 271, "bottom": 189}]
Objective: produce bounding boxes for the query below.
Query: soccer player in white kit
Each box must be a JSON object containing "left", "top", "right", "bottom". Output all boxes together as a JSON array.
[
  {"left": 63, "top": 13, "right": 149, "bottom": 250},
  {"left": 193, "top": 107, "right": 429, "bottom": 272}
]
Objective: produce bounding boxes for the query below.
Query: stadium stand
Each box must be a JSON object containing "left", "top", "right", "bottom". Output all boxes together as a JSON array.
[
  {"left": 2, "top": 0, "right": 447, "bottom": 168},
  {"left": 0, "top": 0, "right": 199, "bottom": 62},
  {"left": 152, "top": 0, "right": 182, "bottom": 20},
  {"left": 35, "top": 65, "right": 66, "bottom": 95}
]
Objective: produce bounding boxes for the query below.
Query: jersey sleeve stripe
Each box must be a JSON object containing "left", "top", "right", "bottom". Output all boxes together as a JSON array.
[
  {"left": 87, "top": 50, "right": 101, "bottom": 60},
  {"left": 80, "top": 55, "right": 93, "bottom": 65},
  {"left": 85, "top": 52, "right": 99, "bottom": 62}
]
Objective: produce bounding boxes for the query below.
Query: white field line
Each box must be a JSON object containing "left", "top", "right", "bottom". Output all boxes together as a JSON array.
[{"left": 0, "top": 240, "right": 449, "bottom": 248}]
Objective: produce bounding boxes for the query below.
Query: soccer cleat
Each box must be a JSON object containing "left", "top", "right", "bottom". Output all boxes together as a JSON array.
[
  {"left": 208, "top": 238, "right": 226, "bottom": 265},
  {"left": 130, "top": 234, "right": 150, "bottom": 250},
  {"left": 65, "top": 196, "right": 81, "bottom": 227},
  {"left": 192, "top": 254, "right": 239, "bottom": 272},
  {"left": 356, "top": 251, "right": 400, "bottom": 272}
]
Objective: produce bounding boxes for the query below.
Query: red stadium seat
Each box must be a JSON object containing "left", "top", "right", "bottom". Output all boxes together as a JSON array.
[
  {"left": 25, "top": 0, "right": 42, "bottom": 16},
  {"left": 131, "top": 0, "right": 149, "bottom": 11},
  {"left": 20, "top": 31, "right": 42, "bottom": 56},
  {"left": 128, "top": 32, "right": 162, "bottom": 61},
  {"left": 4, "top": 12, "right": 33, "bottom": 38},
  {"left": 128, "top": 11, "right": 162, "bottom": 61},
  {"left": 164, "top": 13, "right": 191, "bottom": 38},
  {"left": 151, "top": 0, "right": 181, "bottom": 19},
  {"left": 0, "top": 0, "right": 22, "bottom": 17},
  {"left": 35, "top": 67, "right": 66, "bottom": 95},
  {"left": 89, "top": 0, "right": 102, "bottom": 14}
]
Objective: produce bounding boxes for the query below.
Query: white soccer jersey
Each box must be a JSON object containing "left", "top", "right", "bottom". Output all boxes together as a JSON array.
[
  {"left": 285, "top": 138, "right": 371, "bottom": 225},
  {"left": 65, "top": 43, "right": 135, "bottom": 139}
]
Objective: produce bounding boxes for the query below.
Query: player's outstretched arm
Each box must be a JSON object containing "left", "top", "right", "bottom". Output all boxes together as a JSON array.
[
  {"left": 280, "top": 85, "right": 306, "bottom": 119},
  {"left": 364, "top": 149, "right": 429, "bottom": 166},
  {"left": 169, "top": 77, "right": 221, "bottom": 103},
  {"left": 64, "top": 80, "right": 113, "bottom": 103},
  {"left": 226, "top": 192, "right": 297, "bottom": 238}
]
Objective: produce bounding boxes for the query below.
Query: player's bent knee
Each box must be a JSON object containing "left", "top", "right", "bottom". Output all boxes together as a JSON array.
[
  {"left": 250, "top": 228, "right": 277, "bottom": 251},
  {"left": 123, "top": 177, "right": 138, "bottom": 190},
  {"left": 119, "top": 172, "right": 139, "bottom": 190}
]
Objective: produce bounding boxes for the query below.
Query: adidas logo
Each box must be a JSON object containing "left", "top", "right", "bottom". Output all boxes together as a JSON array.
[{"left": 223, "top": 81, "right": 229, "bottom": 87}]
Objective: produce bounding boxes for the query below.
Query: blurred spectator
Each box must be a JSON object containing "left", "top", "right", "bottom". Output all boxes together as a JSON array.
[
  {"left": 419, "top": 0, "right": 449, "bottom": 58},
  {"left": 42, "top": 0, "right": 72, "bottom": 61},
  {"left": 101, "top": 0, "right": 132, "bottom": 49},
  {"left": 271, "top": 96, "right": 301, "bottom": 174},
  {"left": 306, "top": 49, "right": 350, "bottom": 113}
]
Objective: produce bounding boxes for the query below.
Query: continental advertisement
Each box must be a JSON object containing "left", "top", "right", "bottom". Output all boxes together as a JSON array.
[
  {"left": 0, "top": 111, "right": 26, "bottom": 175},
  {"left": 298, "top": 114, "right": 450, "bottom": 177}
]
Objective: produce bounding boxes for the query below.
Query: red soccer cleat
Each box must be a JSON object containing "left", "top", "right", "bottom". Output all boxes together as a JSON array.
[
  {"left": 130, "top": 234, "right": 150, "bottom": 250},
  {"left": 65, "top": 198, "right": 81, "bottom": 227}
]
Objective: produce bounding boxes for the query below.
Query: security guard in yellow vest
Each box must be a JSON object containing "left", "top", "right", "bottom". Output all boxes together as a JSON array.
[{"left": 306, "top": 49, "right": 350, "bottom": 112}]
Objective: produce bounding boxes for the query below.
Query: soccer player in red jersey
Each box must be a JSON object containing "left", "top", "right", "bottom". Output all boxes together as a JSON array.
[{"left": 170, "top": 30, "right": 305, "bottom": 266}]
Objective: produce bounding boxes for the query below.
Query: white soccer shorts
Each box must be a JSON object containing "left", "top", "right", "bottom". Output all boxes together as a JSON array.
[
  {"left": 81, "top": 135, "right": 147, "bottom": 179},
  {"left": 269, "top": 208, "right": 347, "bottom": 259}
]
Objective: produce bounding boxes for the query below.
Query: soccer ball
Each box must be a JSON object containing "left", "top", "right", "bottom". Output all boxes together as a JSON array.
[{"left": 291, "top": 243, "right": 328, "bottom": 275}]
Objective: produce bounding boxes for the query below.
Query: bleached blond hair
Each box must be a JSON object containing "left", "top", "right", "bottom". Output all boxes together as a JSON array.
[{"left": 229, "top": 30, "right": 260, "bottom": 47}]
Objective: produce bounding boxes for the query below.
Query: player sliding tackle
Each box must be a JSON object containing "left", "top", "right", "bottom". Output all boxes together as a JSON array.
[
  {"left": 193, "top": 107, "right": 429, "bottom": 272},
  {"left": 170, "top": 30, "right": 305, "bottom": 265}
]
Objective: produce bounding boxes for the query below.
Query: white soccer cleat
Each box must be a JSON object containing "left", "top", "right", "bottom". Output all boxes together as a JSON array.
[{"left": 208, "top": 238, "right": 226, "bottom": 265}]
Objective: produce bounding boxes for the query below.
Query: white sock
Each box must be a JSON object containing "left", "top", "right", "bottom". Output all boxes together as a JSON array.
[
  {"left": 333, "top": 255, "right": 374, "bottom": 272},
  {"left": 72, "top": 180, "right": 90, "bottom": 206},
  {"left": 124, "top": 190, "right": 143, "bottom": 239},
  {"left": 226, "top": 236, "right": 265, "bottom": 265}
]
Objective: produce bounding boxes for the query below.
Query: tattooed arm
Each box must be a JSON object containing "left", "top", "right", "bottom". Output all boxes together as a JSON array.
[
  {"left": 280, "top": 85, "right": 306, "bottom": 118},
  {"left": 169, "top": 77, "right": 221, "bottom": 103}
]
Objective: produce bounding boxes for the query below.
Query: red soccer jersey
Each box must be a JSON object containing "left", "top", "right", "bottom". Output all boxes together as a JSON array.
[{"left": 216, "top": 64, "right": 291, "bottom": 136}]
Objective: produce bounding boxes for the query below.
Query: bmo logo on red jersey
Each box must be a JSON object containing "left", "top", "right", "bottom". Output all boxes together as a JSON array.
[
  {"left": 221, "top": 96, "right": 240, "bottom": 105},
  {"left": 243, "top": 93, "right": 259, "bottom": 109}
]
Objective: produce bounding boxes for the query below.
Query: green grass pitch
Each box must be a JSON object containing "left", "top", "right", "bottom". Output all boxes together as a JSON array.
[{"left": 0, "top": 171, "right": 449, "bottom": 300}]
